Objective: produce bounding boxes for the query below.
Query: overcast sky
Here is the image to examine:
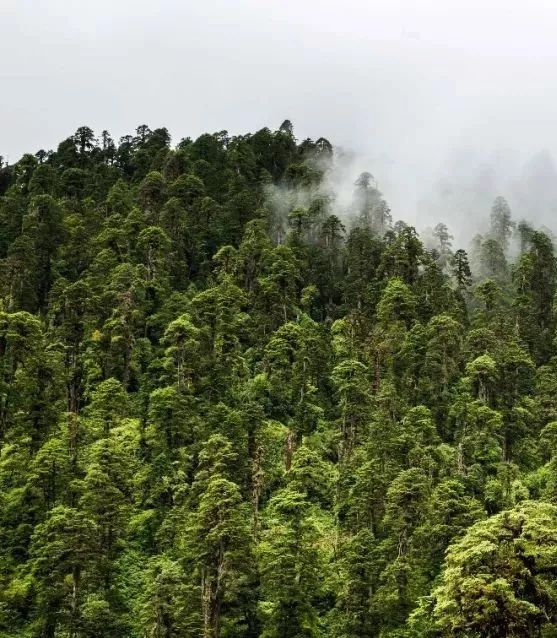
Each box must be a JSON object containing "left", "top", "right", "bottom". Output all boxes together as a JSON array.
[{"left": 2, "top": 0, "right": 557, "bottom": 236}]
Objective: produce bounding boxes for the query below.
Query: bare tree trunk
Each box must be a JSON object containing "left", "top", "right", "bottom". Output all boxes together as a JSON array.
[
  {"left": 251, "top": 442, "right": 263, "bottom": 534},
  {"left": 69, "top": 565, "right": 80, "bottom": 638},
  {"left": 285, "top": 430, "right": 294, "bottom": 471}
]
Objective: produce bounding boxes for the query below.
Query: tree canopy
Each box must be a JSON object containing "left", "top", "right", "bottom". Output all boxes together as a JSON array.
[{"left": 0, "top": 122, "right": 556, "bottom": 636}]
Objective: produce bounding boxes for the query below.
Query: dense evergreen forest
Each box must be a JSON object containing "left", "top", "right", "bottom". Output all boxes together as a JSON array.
[{"left": 1, "top": 120, "right": 557, "bottom": 638}]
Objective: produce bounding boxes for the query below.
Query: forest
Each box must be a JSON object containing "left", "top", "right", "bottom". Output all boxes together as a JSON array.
[{"left": 0, "top": 120, "right": 556, "bottom": 638}]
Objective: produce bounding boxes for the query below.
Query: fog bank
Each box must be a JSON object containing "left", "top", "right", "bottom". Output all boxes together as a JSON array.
[{"left": 2, "top": 0, "right": 557, "bottom": 241}]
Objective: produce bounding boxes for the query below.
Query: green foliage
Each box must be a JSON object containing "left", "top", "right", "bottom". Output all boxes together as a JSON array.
[
  {"left": 0, "top": 122, "right": 556, "bottom": 637},
  {"left": 414, "top": 501, "right": 557, "bottom": 637}
]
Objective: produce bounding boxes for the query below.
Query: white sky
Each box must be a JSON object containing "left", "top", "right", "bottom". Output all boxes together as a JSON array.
[{"left": 2, "top": 0, "right": 557, "bottom": 235}]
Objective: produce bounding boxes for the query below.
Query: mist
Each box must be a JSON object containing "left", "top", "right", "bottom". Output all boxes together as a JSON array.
[{"left": 2, "top": 0, "right": 557, "bottom": 242}]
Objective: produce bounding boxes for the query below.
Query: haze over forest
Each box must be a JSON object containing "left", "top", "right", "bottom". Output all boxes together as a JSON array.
[{"left": 4, "top": 0, "right": 557, "bottom": 238}]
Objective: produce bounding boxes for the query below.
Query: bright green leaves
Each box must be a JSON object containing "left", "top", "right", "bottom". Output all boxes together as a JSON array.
[
  {"left": 258, "top": 487, "right": 329, "bottom": 638},
  {"left": 417, "top": 501, "right": 557, "bottom": 637}
]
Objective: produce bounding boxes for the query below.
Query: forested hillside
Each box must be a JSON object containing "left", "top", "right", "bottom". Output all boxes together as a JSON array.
[{"left": 1, "top": 121, "right": 557, "bottom": 637}]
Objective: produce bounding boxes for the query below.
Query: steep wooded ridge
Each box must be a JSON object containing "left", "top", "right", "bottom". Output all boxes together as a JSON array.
[{"left": 0, "top": 122, "right": 556, "bottom": 637}]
